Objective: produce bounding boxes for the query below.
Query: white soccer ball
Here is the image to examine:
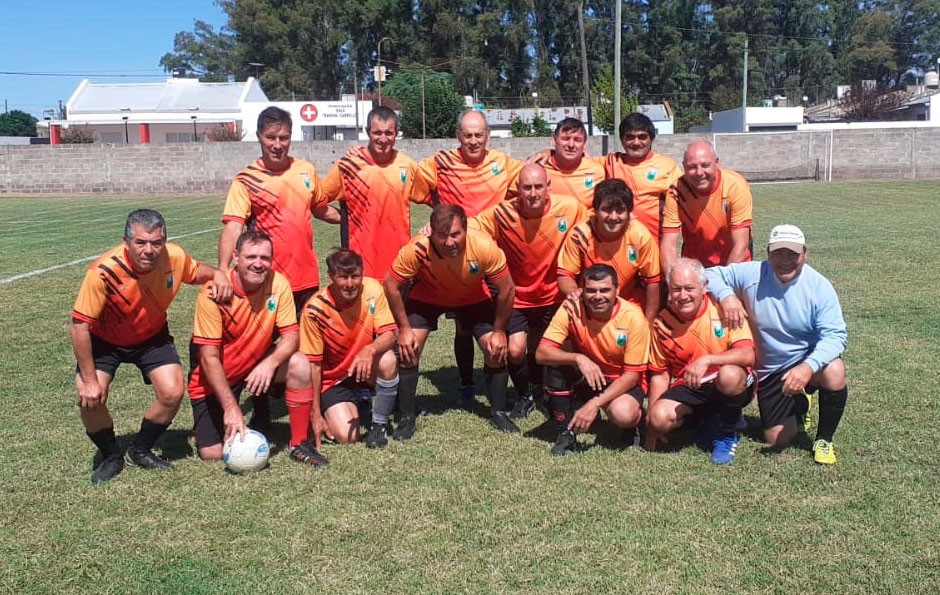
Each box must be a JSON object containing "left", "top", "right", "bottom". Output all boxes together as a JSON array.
[{"left": 222, "top": 429, "right": 270, "bottom": 473}]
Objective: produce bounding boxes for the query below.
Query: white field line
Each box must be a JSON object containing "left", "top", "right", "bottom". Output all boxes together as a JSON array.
[{"left": 0, "top": 228, "right": 218, "bottom": 286}]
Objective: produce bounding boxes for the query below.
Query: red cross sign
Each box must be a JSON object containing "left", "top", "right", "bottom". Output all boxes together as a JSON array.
[{"left": 300, "top": 104, "right": 319, "bottom": 122}]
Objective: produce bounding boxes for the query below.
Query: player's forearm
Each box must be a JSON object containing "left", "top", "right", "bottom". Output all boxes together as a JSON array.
[
  {"left": 314, "top": 204, "right": 341, "bottom": 224},
  {"left": 492, "top": 286, "right": 515, "bottom": 333},
  {"left": 192, "top": 262, "right": 223, "bottom": 286},
  {"left": 557, "top": 274, "right": 579, "bottom": 297},
  {"left": 199, "top": 348, "right": 240, "bottom": 411},
  {"left": 309, "top": 361, "right": 323, "bottom": 414},
  {"left": 727, "top": 228, "right": 751, "bottom": 264},
  {"left": 644, "top": 282, "right": 660, "bottom": 322},
  {"left": 660, "top": 233, "right": 679, "bottom": 273},
  {"left": 262, "top": 332, "right": 299, "bottom": 370},
  {"left": 383, "top": 278, "right": 411, "bottom": 330},
  {"left": 218, "top": 221, "right": 243, "bottom": 270},
  {"left": 647, "top": 372, "right": 669, "bottom": 410},
  {"left": 596, "top": 371, "right": 640, "bottom": 407},
  {"left": 371, "top": 331, "right": 397, "bottom": 355},
  {"left": 535, "top": 344, "right": 580, "bottom": 368},
  {"left": 69, "top": 322, "right": 97, "bottom": 382},
  {"left": 699, "top": 346, "right": 755, "bottom": 370}
]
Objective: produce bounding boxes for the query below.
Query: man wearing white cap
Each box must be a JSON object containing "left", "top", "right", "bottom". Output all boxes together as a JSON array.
[{"left": 704, "top": 224, "right": 848, "bottom": 464}]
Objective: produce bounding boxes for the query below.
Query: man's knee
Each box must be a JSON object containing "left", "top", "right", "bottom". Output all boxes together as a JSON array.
[
  {"left": 508, "top": 333, "right": 527, "bottom": 364},
  {"left": 648, "top": 401, "right": 678, "bottom": 432},
  {"left": 286, "top": 352, "right": 311, "bottom": 387},
  {"left": 150, "top": 366, "right": 185, "bottom": 409},
  {"left": 376, "top": 350, "right": 398, "bottom": 379},
  {"left": 816, "top": 358, "right": 847, "bottom": 391},
  {"left": 198, "top": 444, "right": 224, "bottom": 461},
  {"left": 607, "top": 397, "right": 642, "bottom": 429},
  {"left": 716, "top": 364, "right": 747, "bottom": 396},
  {"left": 764, "top": 421, "right": 796, "bottom": 447}
]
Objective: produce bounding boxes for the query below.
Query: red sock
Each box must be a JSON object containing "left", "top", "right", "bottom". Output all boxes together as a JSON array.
[{"left": 285, "top": 387, "right": 314, "bottom": 448}]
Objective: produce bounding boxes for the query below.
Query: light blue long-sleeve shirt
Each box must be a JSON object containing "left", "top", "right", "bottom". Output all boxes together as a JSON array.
[{"left": 705, "top": 261, "right": 847, "bottom": 379}]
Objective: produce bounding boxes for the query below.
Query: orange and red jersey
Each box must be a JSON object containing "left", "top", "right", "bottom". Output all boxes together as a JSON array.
[
  {"left": 539, "top": 153, "right": 606, "bottom": 210},
  {"left": 390, "top": 229, "right": 509, "bottom": 307},
  {"left": 604, "top": 151, "right": 680, "bottom": 242},
  {"left": 72, "top": 243, "right": 200, "bottom": 347},
  {"left": 299, "top": 277, "right": 396, "bottom": 393},
  {"left": 188, "top": 270, "right": 297, "bottom": 401},
  {"left": 649, "top": 295, "right": 754, "bottom": 385},
  {"left": 416, "top": 148, "right": 524, "bottom": 216},
  {"left": 663, "top": 167, "right": 753, "bottom": 267},
  {"left": 471, "top": 194, "right": 587, "bottom": 309},
  {"left": 321, "top": 148, "right": 430, "bottom": 279},
  {"left": 556, "top": 218, "right": 661, "bottom": 306},
  {"left": 223, "top": 158, "right": 327, "bottom": 292},
  {"left": 540, "top": 297, "right": 650, "bottom": 381}
]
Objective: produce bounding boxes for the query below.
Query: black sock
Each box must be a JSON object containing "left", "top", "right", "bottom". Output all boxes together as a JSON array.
[
  {"left": 794, "top": 391, "right": 810, "bottom": 418},
  {"left": 483, "top": 366, "right": 509, "bottom": 413},
  {"left": 87, "top": 427, "right": 120, "bottom": 457},
  {"left": 455, "top": 332, "right": 474, "bottom": 386},
  {"left": 251, "top": 394, "right": 271, "bottom": 423},
  {"left": 550, "top": 393, "right": 573, "bottom": 433},
  {"left": 508, "top": 358, "right": 530, "bottom": 397},
  {"left": 132, "top": 418, "right": 170, "bottom": 451},
  {"left": 816, "top": 387, "right": 847, "bottom": 442},
  {"left": 398, "top": 366, "right": 419, "bottom": 416},
  {"left": 718, "top": 391, "right": 750, "bottom": 435}
]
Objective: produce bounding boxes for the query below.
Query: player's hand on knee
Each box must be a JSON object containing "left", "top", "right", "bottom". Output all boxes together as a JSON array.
[
  {"left": 483, "top": 331, "right": 508, "bottom": 365},
  {"left": 683, "top": 356, "right": 712, "bottom": 389},
  {"left": 575, "top": 355, "right": 606, "bottom": 392},
  {"left": 398, "top": 328, "right": 420, "bottom": 366},
  {"left": 245, "top": 361, "right": 277, "bottom": 396},
  {"left": 781, "top": 362, "right": 813, "bottom": 396},
  {"left": 77, "top": 380, "right": 105, "bottom": 408},
  {"left": 348, "top": 347, "right": 376, "bottom": 383}
]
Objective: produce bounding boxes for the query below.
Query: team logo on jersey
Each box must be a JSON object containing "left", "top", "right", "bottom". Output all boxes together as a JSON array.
[
  {"left": 368, "top": 298, "right": 376, "bottom": 315},
  {"left": 627, "top": 246, "right": 637, "bottom": 263},
  {"left": 557, "top": 219, "right": 568, "bottom": 233},
  {"left": 616, "top": 331, "right": 627, "bottom": 347},
  {"left": 468, "top": 260, "right": 480, "bottom": 274},
  {"left": 399, "top": 167, "right": 408, "bottom": 184},
  {"left": 302, "top": 172, "right": 311, "bottom": 190},
  {"left": 584, "top": 176, "right": 595, "bottom": 189},
  {"left": 165, "top": 274, "right": 174, "bottom": 289},
  {"left": 490, "top": 162, "right": 501, "bottom": 176},
  {"left": 712, "top": 319, "right": 725, "bottom": 338},
  {"left": 266, "top": 297, "right": 277, "bottom": 312},
  {"left": 646, "top": 168, "right": 658, "bottom": 181}
]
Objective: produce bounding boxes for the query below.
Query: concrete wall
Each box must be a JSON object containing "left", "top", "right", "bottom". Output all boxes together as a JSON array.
[{"left": 3, "top": 128, "right": 940, "bottom": 194}]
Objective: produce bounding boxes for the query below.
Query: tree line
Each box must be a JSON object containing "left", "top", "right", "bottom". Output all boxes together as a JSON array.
[{"left": 161, "top": 0, "right": 940, "bottom": 132}]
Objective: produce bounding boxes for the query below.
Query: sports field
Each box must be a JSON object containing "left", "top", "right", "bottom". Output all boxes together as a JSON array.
[{"left": 1, "top": 180, "right": 938, "bottom": 594}]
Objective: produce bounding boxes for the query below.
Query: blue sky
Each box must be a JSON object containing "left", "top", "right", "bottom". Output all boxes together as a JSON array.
[{"left": 0, "top": 0, "right": 227, "bottom": 118}]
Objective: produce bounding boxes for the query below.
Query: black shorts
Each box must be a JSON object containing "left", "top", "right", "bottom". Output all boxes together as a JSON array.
[
  {"left": 757, "top": 362, "right": 824, "bottom": 429},
  {"left": 544, "top": 365, "right": 646, "bottom": 407},
  {"left": 508, "top": 304, "right": 559, "bottom": 338},
  {"left": 80, "top": 325, "right": 180, "bottom": 384},
  {"left": 190, "top": 381, "right": 247, "bottom": 448},
  {"left": 407, "top": 299, "right": 495, "bottom": 341},
  {"left": 293, "top": 287, "right": 319, "bottom": 317},
  {"left": 661, "top": 373, "right": 756, "bottom": 411},
  {"left": 321, "top": 378, "right": 369, "bottom": 413}
]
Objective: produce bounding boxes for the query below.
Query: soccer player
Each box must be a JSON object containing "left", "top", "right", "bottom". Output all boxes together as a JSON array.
[
  {"left": 646, "top": 258, "right": 756, "bottom": 465},
  {"left": 604, "top": 112, "right": 681, "bottom": 242},
  {"left": 661, "top": 140, "right": 753, "bottom": 274},
  {"left": 535, "top": 264, "right": 650, "bottom": 456},
  {"left": 537, "top": 117, "right": 606, "bottom": 210},
  {"left": 321, "top": 106, "right": 429, "bottom": 279},
  {"left": 557, "top": 178, "right": 662, "bottom": 321},
  {"left": 472, "top": 163, "right": 587, "bottom": 418},
  {"left": 384, "top": 204, "right": 517, "bottom": 437},
  {"left": 188, "top": 231, "right": 327, "bottom": 467},
  {"left": 415, "top": 110, "right": 525, "bottom": 406},
  {"left": 300, "top": 249, "right": 400, "bottom": 449},
  {"left": 71, "top": 209, "right": 231, "bottom": 484},
  {"left": 705, "top": 225, "right": 848, "bottom": 464}
]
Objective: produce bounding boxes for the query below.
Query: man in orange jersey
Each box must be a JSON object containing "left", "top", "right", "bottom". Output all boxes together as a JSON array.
[
  {"left": 321, "top": 107, "right": 430, "bottom": 279},
  {"left": 415, "top": 110, "right": 526, "bottom": 407},
  {"left": 557, "top": 178, "right": 662, "bottom": 321},
  {"left": 71, "top": 209, "right": 231, "bottom": 484},
  {"left": 646, "top": 258, "right": 756, "bottom": 465},
  {"left": 300, "top": 249, "right": 400, "bottom": 449},
  {"left": 220, "top": 106, "right": 340, "bottom": 430},
  {"left": 385, "top": 204, "right": 517, "bottom": 437},
  {"left": 535, "top": 264, "right": 650, "bottom": 456},
  {"left": 604, "top": 113, "right": 681, "bottom": 242},
  {"left": 188, "top": 231, "right": 327, "bottom": 467},
  {"left": 472, "top": 163, "right": 587, "bottom": 419},
  {"left": 661, "top": 140, "right": 753, "bottom": 273},
  {"left": 531, "top": 117, "right": 606, "bottom": 210}
]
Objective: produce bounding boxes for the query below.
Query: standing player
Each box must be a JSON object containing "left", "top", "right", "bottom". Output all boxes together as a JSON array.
[
  {"left": 646, "top": 259, "right": 756, "bottom": 464},
  {"left": 538, "top": 117, "right": 606, "bottom": 210},
  {"left": 384, "top": 204, "right": 517, "bottom": 437},
  {"left": 604, "top": 113, "right": 681, "bottom": 242},
  {"left": 472, "top": 163, "right": 587, "bottom": 418},
  {"left": 557, "top": 178, "right": 662, "bottom": 321},
  {"left": 300, "top": 249, "right": 400, "bottom": 449},
  {"left": 660, "top": 140, "right": 753, "bottom": 274},
  {"left": 188, "top": 231, "right": 326, "bottom": 466},
  {"left": 535, "top": 265, "right": 650, "bottom": 456},
  {"left": 71, "top": 209, "right": 231, "bottom": 484}
]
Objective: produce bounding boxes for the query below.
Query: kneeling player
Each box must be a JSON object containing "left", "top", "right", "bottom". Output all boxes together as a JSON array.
[
  {"left": 188, "top": 231, "right": 327, "bottom": 467},
  {"left": 300, "top": 249, "right": 400, "bottom": 449},
  {"left": 646, "top": 258, "right": 756, "bottom": 464},
  {"left": 535, "top": 264, "right": 650, "bottom": 456}
]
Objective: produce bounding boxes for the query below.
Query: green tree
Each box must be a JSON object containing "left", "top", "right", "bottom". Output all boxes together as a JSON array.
[
  {"left": 159, "top": 20, "right": 236, "bottom": 81},
  {"left": 383, "top": 68, "right": 465, "bottom": 138},
  {"left": 590, "top": 64, "right": 639, "bottom": 134},
  {"left": 0, "top": 110, "right": 38, "bottom": 136},
  {"left": 510, "top": 115, "right": 553, "bottom": 137}
]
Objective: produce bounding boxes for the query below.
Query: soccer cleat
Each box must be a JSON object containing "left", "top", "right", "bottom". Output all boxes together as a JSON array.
[
  {"left": 509, "top": 393, "right": 536, "bottom": 420},
  {"left": 365, "top": 423, "right": 390, "bottom": 449},
  {"left": 799, "top": 390, "right": 815, "bottom": 433},
  {"left": 457, "top": 384, "right": 476, "bottom": 410},
  {"left": 710, "top": 434, "right": 740, "bottom": 465},
  {"left": 125, "top": 446, "right": 172, "bottom": 470},
  {"left": 813, "top": 439, "right": 837, "bottom": 465},
  {"left": 392, "top": 414, "right": 417, "bottom": 441},
  {"left": 91, "top": 453, "right": 125, "bottom": 484},
  {"left": 550, "top": 430, "right": 578, "bottom": 456},
  {"left": 490, "top": 411, "right": 521, "bottom": 433},
  {"left": 289, "top": 441, "right": 330, "bottom": 467}
]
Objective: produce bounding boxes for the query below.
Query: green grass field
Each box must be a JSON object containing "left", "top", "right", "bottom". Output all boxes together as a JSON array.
[{"left": 1, "top": 181, "right": 939, "bottom": 594}]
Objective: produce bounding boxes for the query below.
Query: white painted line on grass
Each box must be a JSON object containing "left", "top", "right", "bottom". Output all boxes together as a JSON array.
[{"left": 0, "top": 228, "right": 218, "bottom": 286}]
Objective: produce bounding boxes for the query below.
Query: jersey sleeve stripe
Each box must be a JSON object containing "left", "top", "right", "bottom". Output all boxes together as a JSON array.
[
  {"left": 192, "top": 336, "right": 223, "bottom": 346},
  {"left": 71, "top": 311, "right": 97, "bottom": 325},
  {"left": 278, "top": 324, "right": 299, "bottom": 335},
  {"left": 376, "top": 323, "right": 397, "bottom": 335},
  {"left": 539, "top": 337, "right": 563, "bottom": 348}
]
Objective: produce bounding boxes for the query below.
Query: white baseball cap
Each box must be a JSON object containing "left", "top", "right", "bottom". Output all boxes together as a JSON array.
[{"left": 768, "top": 224, "right": 805, "bottom": 252}]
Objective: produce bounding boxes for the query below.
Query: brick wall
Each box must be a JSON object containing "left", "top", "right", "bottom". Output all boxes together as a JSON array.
[{"left": 2, "top": 128, "right": 938, "bottom": 194}]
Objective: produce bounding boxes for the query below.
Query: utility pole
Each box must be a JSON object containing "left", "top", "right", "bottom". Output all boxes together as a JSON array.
[
  {"left": 614, "top": 0, "right": 622, "bottom": 132},
  {"left": 578, "top": 2, "right": 594, "bottom": 135},
  {"left": 742, "top": 35, "right": 748, "bottom": 132}
]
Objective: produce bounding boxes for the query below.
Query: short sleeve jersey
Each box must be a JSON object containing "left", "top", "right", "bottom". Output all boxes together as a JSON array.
[
  {"left": 604, "top": 151, "right": 681, "bottom": 242},
  {"left": 223, "top": 158, "right": 327, "bottom": 292},
  {"left": 390, "top": 229, "right": 510, "bottom": 307},
  {"left": 471, "top": 194, "right": 587, "bottom": 309},
  {"left": 557, "top": 219, "right": 662, "bottom": 307},
  {"left": 540, "top": 154, "right": 606, "bottom": 210},
  {"left": 299, "top": 277, "right": 397, "bottom": 393},
  {"left": 72, "top": 243, "right": 199, "bottom": 347},
  {"left": 188, "top": 270, "right": 297, "bottom": 401},
  {"left": 649, "top": 295, "right": 754, "bottom": 384},
  {"left": 416, "top": 148, "right": 524, "bottom": 216},
  {"left": 662, "top": 168, "right": 753, "bottom": 267},
  {"left": 320, "top": 148, "right": 429, "bottom": 279},
  {"left": 540, "top": 297, "right": 650, "bottom": 380}
]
